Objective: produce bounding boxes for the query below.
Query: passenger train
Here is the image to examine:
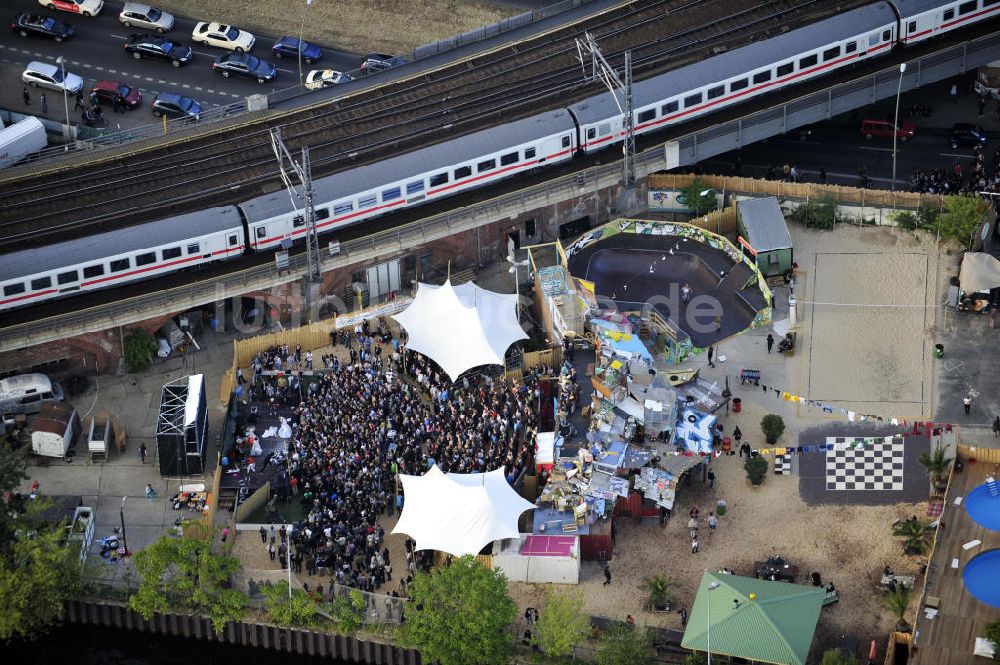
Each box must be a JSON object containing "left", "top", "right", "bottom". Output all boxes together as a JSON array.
[{"left": 1, "top": 0, "right": 997, "bottom": 312}]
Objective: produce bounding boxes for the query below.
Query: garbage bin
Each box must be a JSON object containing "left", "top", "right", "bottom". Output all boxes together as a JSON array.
[
  {"left": 722, "top": 437, "right": 732, "bottom": 453},
  {"left": 733, "top": 397, "right": 742, "bottom": 413},
  {"left": 934, "top": 343, "right": 944, "bottom": 359}
]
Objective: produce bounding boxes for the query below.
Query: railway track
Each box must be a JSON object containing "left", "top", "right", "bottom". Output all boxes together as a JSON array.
[{"left": 0, "top": 0, "right": 870, "bottom": 252}]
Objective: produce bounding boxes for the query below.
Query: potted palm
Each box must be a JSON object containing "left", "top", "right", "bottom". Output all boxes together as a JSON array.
[
  {"left": 918, "top": 445, "right": 953, "bottom": 491},
  {"left": 882, "top": 584, "right": 914, "bottom": 632},
  {"left": 643, "top": 574, "right": 679, "bottom": 611},
  {"left": 745, "top": 455, "right": 769, "bottom": 485},
  {"left": 892, "top": 517, "right": 931, "bottom": 556},
  {"left": 760, "top": 414, "right": 785, "bottom": 444}
]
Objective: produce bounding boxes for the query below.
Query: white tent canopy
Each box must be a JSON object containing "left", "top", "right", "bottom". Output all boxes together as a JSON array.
[
  {"left": 392, "top": 279, "right": 526, "bottom": 381},
  {"left": 392, "top": 465, "right": 535, "bottom": 557},
  {"left": 960, "top": 252, "right": 1000, "bottom": 294}
]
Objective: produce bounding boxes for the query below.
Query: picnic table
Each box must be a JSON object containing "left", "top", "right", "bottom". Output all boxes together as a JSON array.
[
  {"left": 879, "top": 574, "right": 915, "bottom": 589},
  {"left": 739, "top": 369, "right": 761, "bottom": 385},
  {"left": 754, "top": 560, "right": 800, "bottom": 582}
]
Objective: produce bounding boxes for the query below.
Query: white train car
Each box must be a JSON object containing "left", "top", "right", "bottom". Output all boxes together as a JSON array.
[
  {"left": 896, "top": 0, "right": 1000, "bottom": 45},
  {"left": 239, "top": 110, "right": 578, "bottom": 251},
  {"left": 568, "top": 2, "right": 900, "bottom": 153},
  {"left": 0, "top": 206, "right": 245, "bottom": 310}
]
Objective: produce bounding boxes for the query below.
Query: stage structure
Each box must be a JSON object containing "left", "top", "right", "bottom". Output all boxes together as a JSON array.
[{"left": 156, "top": 374, "right": 208, "bottom": 477}]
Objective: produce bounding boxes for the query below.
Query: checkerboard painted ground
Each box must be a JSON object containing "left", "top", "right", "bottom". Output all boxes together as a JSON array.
[{"left": 825, "top": 436, "right": 904, "bottom": 491}]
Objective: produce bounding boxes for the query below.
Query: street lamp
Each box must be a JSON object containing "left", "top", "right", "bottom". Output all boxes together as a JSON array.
[
  {"left": 507, "top": 251, "right": 530, "bottom": 324},
  {"left": 706, "top": 580, "right": 720, "bottom": 664},
  {"left": 298, "top": 0, "right": 313, "bottom": 88},
  {"left": 119, "top": 496, "right": 130, "bottom": 557},
  {"left": 891, "top": 63, "right": 907, "bottom": 191},
  {"left": 55, "top": 55, "right": 71, "bottom": 149}
]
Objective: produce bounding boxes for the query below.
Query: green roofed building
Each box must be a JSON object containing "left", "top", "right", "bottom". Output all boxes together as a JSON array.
[{"left": 681, "top": 571, "right": 825, "bottom": 665}]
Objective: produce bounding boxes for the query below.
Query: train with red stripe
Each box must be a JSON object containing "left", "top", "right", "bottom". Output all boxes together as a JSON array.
[{"left": 1, "top": 0, "right": 996, "bottom": 312}]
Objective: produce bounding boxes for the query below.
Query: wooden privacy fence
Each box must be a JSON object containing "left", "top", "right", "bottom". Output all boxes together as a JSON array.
[
  {"left": 687, "top": 204, "right": 739, "bottom": 236},
  {"left": 195, "top": 452, "right": 223, "bottom": 535},
  {"left": 649, "top": 173, "right": 944, "bottom": 209},
  {"left": 957, "top": 442, "right": 1000, "bottom": 464},
  {"left": 222, "top": 322, "right": 332, "bottom": 402}
]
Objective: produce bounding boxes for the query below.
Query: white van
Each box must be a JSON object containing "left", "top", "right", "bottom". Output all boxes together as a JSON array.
[{"left": 0, "top": 373, "right": 64, "bottom": 416}]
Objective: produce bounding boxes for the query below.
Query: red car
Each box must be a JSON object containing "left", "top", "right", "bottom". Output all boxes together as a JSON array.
[
  {"left": 91, "top": 80, "right": 142, "bottom": 109},
  {"left": 860, "top": 118, "right": 916, "bottom": 141}
]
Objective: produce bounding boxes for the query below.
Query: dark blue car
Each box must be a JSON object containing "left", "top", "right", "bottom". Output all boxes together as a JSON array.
[
  {"left": 272, "top": 36, "right": 322, "bottom": 64},
  {"left": 213, "top": 52, "right": 277, "bottom": 84}
]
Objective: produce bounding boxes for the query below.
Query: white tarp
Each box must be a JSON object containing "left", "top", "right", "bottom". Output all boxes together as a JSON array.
[
  {"left": 392, "top": 466, "right": 535, "bottom": 557},
  {"left": 960, "top": 252, "right": 1000, "bottom": 294},
  {"left": 535, "top": 432, "right": 557, "bottom": 468},
  {"left": 392, "top": 279, "right": 527, "bottom": 381}
]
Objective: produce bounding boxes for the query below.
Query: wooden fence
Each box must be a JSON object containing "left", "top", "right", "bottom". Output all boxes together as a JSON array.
[
  {"left": 649, "top": 173, "right": 944, "bottom": 209},
  {"left": 687, "top": 204, "right": 739, "bottom": 236},
  {"left": 957, "top": 442, "right": 1000, "bottom": 464}
]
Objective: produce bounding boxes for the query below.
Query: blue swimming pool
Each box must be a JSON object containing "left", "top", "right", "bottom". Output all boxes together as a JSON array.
[
  {"left": 963, "top": 549, "right": 1000, "bottom": 608},
  {"left": 965, "top": 482, "right": 1000, "bottom": 532}
]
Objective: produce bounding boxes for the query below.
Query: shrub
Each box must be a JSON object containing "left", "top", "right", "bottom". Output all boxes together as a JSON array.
[
  {"left": 790, "top": 195, "right": 838, "bottom": 229},
  {"left": 123, "top": 328, "right": 157, "bottom": 373},
  {"left": 760, "top": 414, "right": 785, "bottom": 444},
  {"left": 745, "top": 455, "right": 769, "bottom": 485}
]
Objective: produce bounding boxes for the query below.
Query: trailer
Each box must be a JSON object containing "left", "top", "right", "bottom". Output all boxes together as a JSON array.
[
  {"left": 0, "top": 117, "right": 47, "bottom": 170},
  {"left": 31, "top": 402, "right": 80, "bottom": 458},
  {"left": 86, "top": 413, "right": 112, "bottom": 462}
]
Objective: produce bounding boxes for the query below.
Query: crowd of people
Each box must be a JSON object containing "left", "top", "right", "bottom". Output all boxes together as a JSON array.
[{"left": 233, "top": 318, "right": 553, "bottom": 597}]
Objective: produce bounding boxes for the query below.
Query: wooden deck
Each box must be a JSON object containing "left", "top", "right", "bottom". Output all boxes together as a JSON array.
[{"left": 910, "top": 453, "right": 1000, "bottom": 665}]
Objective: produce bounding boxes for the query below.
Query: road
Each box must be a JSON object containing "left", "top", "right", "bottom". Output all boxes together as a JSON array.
[{"left": 0, "top": 0, "right": 361, "bottom": 125}]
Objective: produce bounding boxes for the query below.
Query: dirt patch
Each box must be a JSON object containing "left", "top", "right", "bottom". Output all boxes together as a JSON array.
[{"left": 156, "top": 0, "right": 519, "bottom": 55}]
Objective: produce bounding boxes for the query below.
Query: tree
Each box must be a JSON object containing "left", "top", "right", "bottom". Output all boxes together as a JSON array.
[
  {"left": 533, "top": 586, "right": 590, "bottom": 658},
  {"left": 642, "top": 574, "right": 679, "bottom": 610},
  {"left": 123, "top": 328, "right": 158, "bottom": 373},
  {"left": 984, "top": 618, "right": 1000, "bottom": 661},
  {"left": 760, "top": 414, "right": 785, "bottom": 444},
  {"left": 918, "top": 444, "right": 953, "bottom": 489},
  {"left": 327, "top": 589, "right": 365, "bottom": 633},
  {"left": 685, "top": 653, "right": 708, "bottom": 665},
  {"left": 0, "top": 439, "right": 84, "bottom": 640},
  {"left": 821, "top": 648, "right": 859, "bottom": 665},
  {"left": 882, "top": 583, "right": 913, "bottom": 631},
  {"left": 129, "top": 525, "right": 247, "bottom": 634},
  {"left": 398, "top": 555, "right": 517, "bottom": 665},
  {"left": 892, "top": 517, "right": 931, "bottom": 556},
  {"left": 937, "top": 195, "right": 989, "bottom": 249},
  {"left": 744, "top": 455, "right": 769, "bottom": 485},
  {"left": 263, "top": 580, "right": 319, "bottom": 628},
  {"left": 678, "top": 178, "right": 718, "bottom": 216},
  {"left": 790, "top": 195, "right": 838, "bottom": 229},
  {"left": 595, "top": 621, "right": 656, "bottom": 665}
]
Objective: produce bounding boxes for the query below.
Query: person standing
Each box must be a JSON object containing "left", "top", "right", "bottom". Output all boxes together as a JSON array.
[
  {"left": 993, "top": 416, "right": 1000, "bottom": 437},
  {"left": 766, "top": 333, "right": 775, "bottom": 354},
  {"left": 691, "top": 537, "right": 700, "bottom": 553},
  {"left": 681, "top": 283, "right": 692, "bottom": 303},
  {"left": 23, "top": 87, "right": 30, "bottom": 106},
  {"left": 268, "top": 543, "right": 276, "bottom": 561},
  {"left": 733, "top": 425, "right": 743, "bottom": 443},
  {"left": 603, "top": 566, "right": 612, "bottom": 586},
  {"left": 707, "top": 346, "right": 715, "bottom": 368},
  {"left": 687, "top": 516, "right": 699, "bottom": 539},
  {"left": 74, "top": 90, "right": 85, "bottom": 111},
  {"left": 964, "top": 395, "right": 972, "bottom": 414},
  {"left": 979, "top": 95, "right": 987, "bottom": 117},
  {"left": 707, "top": 469, "right": 716, "bottom": 488},
  {"left": 259, "top": 526, "right": 267, "bottom": 544},
  {"left": 950, "top": 83, "right": 958, "bottom": 102},
  {"left": 40, "top": 93, "right": 48, "bottom": 114},
  {"left": 221, "top": 526, "right": 229, "bottom": 543},
  {"left": 139, "top": 442, "right": 147, "bottom": 464},
  {"left": 707, "top": 512, "right": 718, "bottom": 534},
  {"left": 679, "top": 607, "right": 688, "bottom": 626}
]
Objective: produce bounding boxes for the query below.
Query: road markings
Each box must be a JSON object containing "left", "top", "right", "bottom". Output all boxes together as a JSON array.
[
  {"left": 940, "top": 152, "right": 973, "bottom": 158},
  {"left": 859, "top": 146, "right": 896, "bottom": 153}
]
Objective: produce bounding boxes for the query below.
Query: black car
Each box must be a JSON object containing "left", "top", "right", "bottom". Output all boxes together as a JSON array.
[
  {"left": 11, "top": 13, "right": 74, "bottom": 42},
  {"left": 124, "top": 33, "right": 192, "bottom": 67},
  {"left": 151, "top": 93, "right": 201, "bottom": 121},
  {"left": 212, "top": 52, "right": 277, "bottom": 84},
  {"left": 950, "top": 123, "right": 988, "bottom": 149}
]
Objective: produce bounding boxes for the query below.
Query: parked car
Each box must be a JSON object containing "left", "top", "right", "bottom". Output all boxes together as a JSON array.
[
  {"left": 212, "top": 53, "right": 276, "bottom": 84},
  {"left": 151, "top": 92, "right": 200, "bottom": 121},
  {"left": 22, "top": 60, "right": 83, "bottom": 94},
  {"left": 38, "top": 0, "right": 103, "bottom": 16},
  {"left": 950, "top": 123, "right": 988, "bottom": 149},
  {"left": 305, "top": 68, "right": 351, "bottom": 90},
  {"left": 91, "top": 80, "right": 142, "bottom": 109},
  {"left": 360, "top": 52, "right": 407, "bottom": 73},
  {"left": 124, "top": 33, "right": 192, "bottom": 67},
  {"left": 0, "top": 373, "right": 64, "bottom": 417},
  {"left": 119, "top": 2, "right": 173, "bottom": 33},
  {"left": 11, "top": 13, "right": 74, "bottom": 41},
  {"left": 272, "top": 36, "right": 322, "bottom": 64},
  {"left": 191, "top": 21, "right": 254, "bottom": 52},
  {"left": 861, "top": 118, "right": 916, "bottom": 141}
]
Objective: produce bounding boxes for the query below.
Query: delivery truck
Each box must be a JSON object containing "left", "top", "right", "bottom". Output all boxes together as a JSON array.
[{"left": 0, "top": 117, "right": 47, "bottom": 169}]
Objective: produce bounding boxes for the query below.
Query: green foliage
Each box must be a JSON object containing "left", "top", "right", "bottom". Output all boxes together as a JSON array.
[
  {"left": 894, "top": 203, "right": 941, "bottom": 232},
  {"left": 0, "top": 438, "right": 83, "bottom": 640},
  {"left": 937, "top": 195, "right": 989, "bottom": 249},
  {"left": 892, "top": 517, "right": 931, "bottom": 556},
  {"left": 744, "top": 455, "right": 769, "bottom": 485},
  {"left": 533, "top": 586, "right": 590, "bottom": 658},
  {"left": 790, "top": 195, "right": 838, "bottom": 229},
  {"left": 678, "top": 178, "right": 718, "bottom": 216},
  {"left": 595, "top": 621, "right": 656, "bottom": 665},
  {"left": 129, "top": 525, "right": 247, "bottom": 634},
  {"left": 882, "top": 583, "right": 913, "bottom": 628},
  {"left": 123, "top": 328, "right": 158, "bottom": 373},
  {"left": 892, "top": 210, "right": 919, "bottom": 231},
  {"left": 263, "top": 580, "right": 319, "bottom": 628},
  {"left": 760, "top": 414, "right": 785, "bottom": 443},
  {"left": 917, "top": 445, "right": 953, "bottom": 487},
  {"left": 821, "top": 648, "right": 859, "bottom": 665},
  {"left": 685, "top": 652, "right": 708, "bottom": 665},
  {"left": 984, "top": 618, "right": 1000, "bottom": 661},
  {"left": 398, "top": 555, "right": 517, "bottom": 665},
  {"left": 641, "top": 574, "right": 679, "bottom": 610},
  {"left": 327, "top": 589, "right": 365, "bottom": 633}
]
